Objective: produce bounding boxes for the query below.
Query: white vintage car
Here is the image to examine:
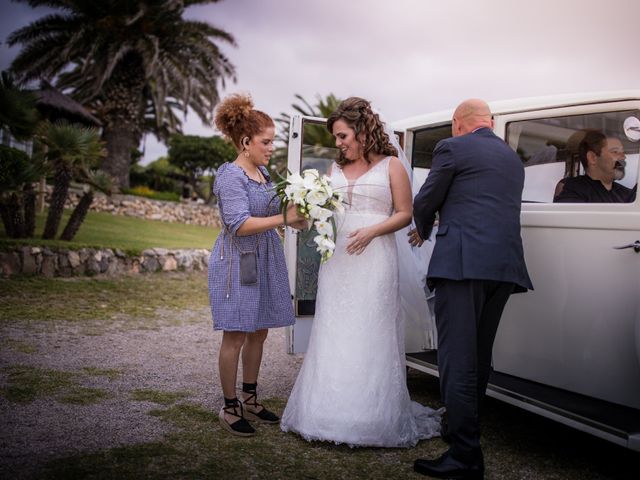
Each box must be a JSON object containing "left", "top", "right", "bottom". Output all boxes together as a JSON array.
[{"left": 284, "top": 91, "right": 640, "bottom": 452}]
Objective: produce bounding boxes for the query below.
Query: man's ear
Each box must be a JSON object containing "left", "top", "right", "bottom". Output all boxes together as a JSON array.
[{"left": 586, "top": 150, "right": 598, "bottom": 166}]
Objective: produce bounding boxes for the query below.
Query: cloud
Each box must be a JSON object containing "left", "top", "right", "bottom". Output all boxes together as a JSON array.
[{"left": 2, "top": 0, "right": 639, "bottom": 164}]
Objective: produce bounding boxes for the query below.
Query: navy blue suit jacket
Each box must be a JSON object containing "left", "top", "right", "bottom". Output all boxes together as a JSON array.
[{"left": 413, "top": 127, "right": 533, "bottom": 292}]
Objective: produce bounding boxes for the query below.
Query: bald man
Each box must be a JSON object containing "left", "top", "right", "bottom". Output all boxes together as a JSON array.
[{"left": 413, "top": 99, "right": 533, "bottom": 479}]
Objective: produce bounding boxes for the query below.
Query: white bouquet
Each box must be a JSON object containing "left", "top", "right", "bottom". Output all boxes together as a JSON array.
[{"left": 275, "top": 169, "right": 344, "bottom": 263}]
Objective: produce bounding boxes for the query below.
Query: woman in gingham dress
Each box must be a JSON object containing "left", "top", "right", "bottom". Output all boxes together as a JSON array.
[{"left": 210, "top": 94, "right": 305, "bottom": 436}]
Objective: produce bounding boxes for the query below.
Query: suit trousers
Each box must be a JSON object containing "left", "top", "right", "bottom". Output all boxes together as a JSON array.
[{"left": 434, "top": 278, "right": 515, "bottom": 463}]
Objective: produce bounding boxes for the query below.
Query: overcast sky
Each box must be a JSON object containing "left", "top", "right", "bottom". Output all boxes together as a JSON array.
[{"left": 1, "top": 0, "right": 639, "bottom": 164}]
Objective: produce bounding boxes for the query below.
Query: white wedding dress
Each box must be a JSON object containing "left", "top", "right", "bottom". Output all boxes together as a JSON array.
[{"left": 281, "top": 157, "right": 442, "bottom": 447}]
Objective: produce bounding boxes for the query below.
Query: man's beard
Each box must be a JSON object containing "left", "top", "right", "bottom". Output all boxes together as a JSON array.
[{"left": 614, "top": 161, "right": 626, "bottom": 180}]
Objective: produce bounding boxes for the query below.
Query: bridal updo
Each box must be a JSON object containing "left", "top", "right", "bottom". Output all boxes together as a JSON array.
[
  {"left": 214, "top": 93, "right": 274, "bottom": 151},
  {"left": 327, "top": 97, "right": 398, "bottom": 166}
]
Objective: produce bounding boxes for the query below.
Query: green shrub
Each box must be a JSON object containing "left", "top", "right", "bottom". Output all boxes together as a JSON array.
[
  {"left": 122, "top": 186, "right": 180, "bottom": 202},
  {"left": 0, "top": 145, "right": 37, "bottom": 192}
]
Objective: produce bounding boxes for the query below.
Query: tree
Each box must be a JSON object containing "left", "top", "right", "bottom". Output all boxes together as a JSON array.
[
  {"left": 0, "top": 71, "right": 40, "bottom": 140},
  {"left": 0, "top": 145, "right": 44, "bottom": 238},
  {"left": 36, "top": 121, "right": 107, "bottom": 239},
  {"left": 0, "top": 71, "right": 42, "bottom": 238},
  {"left": 271, "top": 93, "right": 342, "bottom": 174},
  {"left": 275, "top": 93, "right": 342, "bottom": 147},
  {"left": 59, "top": 168, "right": 113, "bottom": 241},
  {"left": 8, "top": 0, "right": 236, "bottom": 189},
  {"left": 168, "top": 134, "right": 235, "bottom": 200}
]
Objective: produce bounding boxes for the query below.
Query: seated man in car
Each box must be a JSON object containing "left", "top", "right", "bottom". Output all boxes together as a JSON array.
[{"left": 554, "top": 130, "right": 637, "bottom": 203}]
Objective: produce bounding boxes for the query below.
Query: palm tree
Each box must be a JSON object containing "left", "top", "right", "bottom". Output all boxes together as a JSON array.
[
  {"left": 0, "top": 145, "right": 44, "bottom": 238},
  {"left": 275, "top": 93, "right": 342, "bottom": 148},
  {"left": 8, "top": 0, "right": 236, "bottom": 189},
  {"left": 271, "top": 93, "right": 342, "bottom": 174},
  {"left": 0, "top": 71, "right": 42, "bottom": 238},
  {"left": 0, "top": 71, "right": 40, "bottom": 140},
  {"left": 59, "top": 168, "right": 112, "bottom": 241},
  {"left": 36, "top": 121, "right": 106, "bottom": 239}
]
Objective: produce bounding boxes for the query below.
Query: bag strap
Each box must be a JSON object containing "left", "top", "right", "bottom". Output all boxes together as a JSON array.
[{"left": 224, "top": 225, "right": 260, "bottom": 254}]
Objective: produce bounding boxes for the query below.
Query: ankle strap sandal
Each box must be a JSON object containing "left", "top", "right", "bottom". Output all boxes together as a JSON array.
[
  {"left": 219, "top": 402, "right": 255, "bottom": 436},
  {"left": 241, "top": 393, "right": 280, "bottom": 424}
]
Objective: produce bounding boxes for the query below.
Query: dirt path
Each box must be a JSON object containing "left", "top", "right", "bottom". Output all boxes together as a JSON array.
[{"left": 0, "top": 309, "right": 303, "bottom": 478}]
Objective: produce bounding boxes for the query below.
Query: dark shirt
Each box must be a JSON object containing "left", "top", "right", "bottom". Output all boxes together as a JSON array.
[{"left": 554, "top": 175, "right": 637, "bottom": 203}]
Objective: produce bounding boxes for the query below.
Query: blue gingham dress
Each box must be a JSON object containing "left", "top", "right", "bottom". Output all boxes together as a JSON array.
[{"left": 208, "top": 162, "right": 295, "bottom": 332}]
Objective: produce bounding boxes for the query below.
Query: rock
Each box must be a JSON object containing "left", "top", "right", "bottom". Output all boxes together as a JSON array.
[
  {"left": 141, "top": 255, "right": 160, "bottom": 273},
  {"left": 68, "top": 251, "right": 81, "bottom": 268},
  {"left": 41, "top": 255, "right": 57, "bottom": 277},
  {"left": 0, "top": 252, "right": 21, "bottom": 277},
  {"left": 161, "top": 255, "right": 178, "bottom": 271},
  {"left": 21, "top": 247, "right": 38, "bottom": 275}
]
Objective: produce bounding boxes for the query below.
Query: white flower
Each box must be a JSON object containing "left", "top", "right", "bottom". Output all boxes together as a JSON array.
[
  {"left": 275, "top": 169, "right": 345, "bottom": 263},
  {"left": 285, "top": 183, "right": 307, "bottom": 205},
  {"left": 314, "top": 220, "right": 334, "bottom": 237},
  {"left": 330, "top": 197, "right": 345, "bottom": 213},
  {"left": 308, "top": 205, "right": 332, "bottom": 222},
  {"left": 302, "top": 169, "right": 320, "bottom": 189},
  {"left": 314, "top": 235, "right": 335, "bottom": 254},
  {"left": 306, "top": 188, "right": 330, "bottom": 206},
  {"left": 287, "top": 172, "right": 304, "bottom": 187}
]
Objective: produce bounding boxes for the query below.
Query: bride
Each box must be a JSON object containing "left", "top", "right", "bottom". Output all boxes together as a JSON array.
[{"left": 280, "top": 97, "right": 442, "bottom": 447}]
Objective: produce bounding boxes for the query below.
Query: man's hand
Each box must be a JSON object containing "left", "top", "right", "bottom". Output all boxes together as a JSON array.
[{"left": 407, "top": 228, "right": 424, "bottom": 247}]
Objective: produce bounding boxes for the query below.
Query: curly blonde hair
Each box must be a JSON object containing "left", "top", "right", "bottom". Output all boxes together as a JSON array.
[
  {"left": 214, "top": 93, "right": 274, "bottom": 151},
  {"left": 326, "top": 97, "right": 397, "bottom": 166}
]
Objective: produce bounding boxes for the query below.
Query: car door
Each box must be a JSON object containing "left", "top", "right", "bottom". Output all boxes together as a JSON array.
[
  {"left": 283, "top": 115, "right": 338, "bottom": 353},
  {"left": 491, "top": 102, "right": 640, "bottom": 410}
]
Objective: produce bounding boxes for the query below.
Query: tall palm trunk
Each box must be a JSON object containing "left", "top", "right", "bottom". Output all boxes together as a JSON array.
[
  {"left": 23, "top": 183, "right": 36, "bottom": 237},
  {"left": 100, "top": 53, "right": 146, "bottom": 189},
  {"left": 42, "top": 164, "right": 72, "bottom": 239},
  {"left": 0, "top": 194, "right": 26, "bottom": 238},
  {"left": 60, "top": 190, "right": 93, "bottom": 241},
  {"left": 0, "top": 199, "right": 14, "bottom": 237}
]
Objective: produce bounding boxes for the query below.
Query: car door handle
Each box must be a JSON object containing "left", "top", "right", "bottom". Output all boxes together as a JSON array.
[{"left": 613, "top": 240, "right": 640, "bottom": 253}]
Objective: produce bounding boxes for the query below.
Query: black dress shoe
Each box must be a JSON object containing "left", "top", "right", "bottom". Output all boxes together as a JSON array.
[{"left": 414, "top": 452, "right": 484, "bottom": 479}]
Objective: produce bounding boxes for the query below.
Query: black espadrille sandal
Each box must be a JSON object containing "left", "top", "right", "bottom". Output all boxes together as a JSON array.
[
  {"left": 219, "top": 401, "right": 255, "bottom": 436},
  {"left": 241, "top": 392, "right": 280, "bottom": 424}
]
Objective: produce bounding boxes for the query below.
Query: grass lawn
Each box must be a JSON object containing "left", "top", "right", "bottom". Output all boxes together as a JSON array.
[
  {"left": 0, "top": 209, "right": 218, "bottom": 254},
  {"left": 0, "top": 272, "right": 210, "bottom": 332}
]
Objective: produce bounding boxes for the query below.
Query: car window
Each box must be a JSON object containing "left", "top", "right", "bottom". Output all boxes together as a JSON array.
[
  {"left": 506, "top": 110, "right": 640, "bottom": 203},
  {"left": 411, "top": 124, "right": 452, "bottom": 169}
]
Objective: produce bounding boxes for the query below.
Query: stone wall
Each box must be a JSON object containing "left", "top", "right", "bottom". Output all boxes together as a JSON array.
[
  {"left": 64, "top": 191, "right": 221, "bottom": 227},
  {"left": 0, "top": 246, "right": 211, "bottom": 278}
]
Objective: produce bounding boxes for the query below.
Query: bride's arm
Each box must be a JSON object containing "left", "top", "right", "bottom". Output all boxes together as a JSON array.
[{"left": 345, "top": 156, "right": 412, "bottom": 255}]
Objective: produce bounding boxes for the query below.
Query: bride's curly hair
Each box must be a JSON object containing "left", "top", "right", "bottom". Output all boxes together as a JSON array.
[
  {"left": 326, "top": 97, "right": 397, "bottom": 166},
  {"left": 214, "top": 93, "right": 274, "bottom": 151}
]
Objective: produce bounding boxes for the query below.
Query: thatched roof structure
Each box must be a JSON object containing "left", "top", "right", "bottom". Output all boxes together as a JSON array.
[{"left": 33, "top": 82, "right": 101, "bottom": 127}]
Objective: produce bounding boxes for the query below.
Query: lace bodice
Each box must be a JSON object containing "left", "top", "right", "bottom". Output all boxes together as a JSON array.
[{"left": 331, "top": 157, "right": 393, "bottom": 216}]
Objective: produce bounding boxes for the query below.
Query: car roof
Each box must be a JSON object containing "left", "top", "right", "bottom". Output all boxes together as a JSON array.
[{"left": 392, "top": 90, "right": 640, "bottom": 130}]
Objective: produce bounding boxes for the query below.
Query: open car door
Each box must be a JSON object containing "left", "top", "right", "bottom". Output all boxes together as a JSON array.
[{"left": 283, "top": 115, "right": 335, "bottom": 353}]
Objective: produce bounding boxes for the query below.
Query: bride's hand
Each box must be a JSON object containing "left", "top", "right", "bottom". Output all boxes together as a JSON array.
[{"left": 346, "top": 227, "right": 376, "bottom": 255}]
